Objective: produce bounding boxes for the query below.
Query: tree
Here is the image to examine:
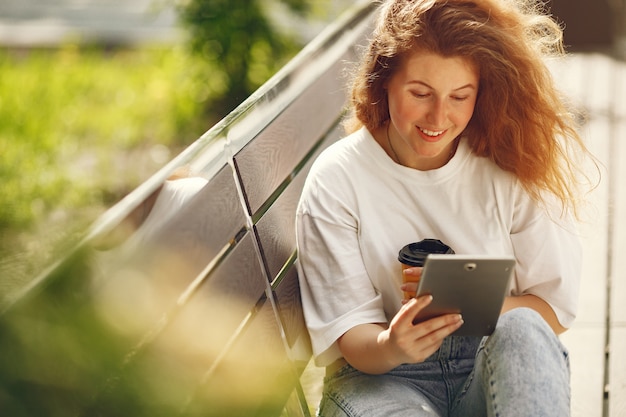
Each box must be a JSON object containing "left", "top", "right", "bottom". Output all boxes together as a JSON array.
[{"left": 178, "top": 0, "right": 310, "bottom": 120}]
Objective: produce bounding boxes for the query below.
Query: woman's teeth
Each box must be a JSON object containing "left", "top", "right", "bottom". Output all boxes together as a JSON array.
[{"left": 420, "top": 127, "right": 444, "bottom": 137}]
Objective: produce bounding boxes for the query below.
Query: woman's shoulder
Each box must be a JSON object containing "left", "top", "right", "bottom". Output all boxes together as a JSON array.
[{"left": 308, "top": 127, "right": 376, "bottom": 177}]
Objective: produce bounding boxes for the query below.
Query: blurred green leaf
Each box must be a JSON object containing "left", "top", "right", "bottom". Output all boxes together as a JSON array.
[
  {"left": 0, "top": 45, "right": 208, "bottom": 301},
  {"left": 178, "top": 0, "right": 310, "bottom": 115}
]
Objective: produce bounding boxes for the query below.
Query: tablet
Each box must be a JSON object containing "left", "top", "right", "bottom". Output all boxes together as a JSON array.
[{"left": 412, "top": 254, "right": 515, "bottom": 336}]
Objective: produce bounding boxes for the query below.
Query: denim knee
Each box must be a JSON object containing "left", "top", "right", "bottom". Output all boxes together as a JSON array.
[
  {"left": 457, "top": 307, "right": 572, "bottom": 417},
  {"left": 498, "top": 307, "right": 551, "bottom": 335},
  {"left": 482, "top": 306, "right": 570, "bottom": 375}
]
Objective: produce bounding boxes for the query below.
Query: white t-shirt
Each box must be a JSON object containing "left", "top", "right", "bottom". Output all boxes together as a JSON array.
[{"left": 296, "top": 127, "right": 581, "bottom": 367}]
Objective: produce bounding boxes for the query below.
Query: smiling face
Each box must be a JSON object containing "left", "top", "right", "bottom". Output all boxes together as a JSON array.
[{"left": 385, "top": 50, "right": 479, "bottom": 170}]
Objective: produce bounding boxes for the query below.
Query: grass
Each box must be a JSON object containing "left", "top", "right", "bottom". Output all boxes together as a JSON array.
[{"left": 0, "top": 43, "right": 213, "bottom": 301}]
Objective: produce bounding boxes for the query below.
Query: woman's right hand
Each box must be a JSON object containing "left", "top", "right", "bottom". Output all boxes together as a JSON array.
[
  {"left": 337, "top": 295, "right": 463, "bottom": 374},
  {"left": 379, "top": 295, "right": 464, "bottom": 367}
]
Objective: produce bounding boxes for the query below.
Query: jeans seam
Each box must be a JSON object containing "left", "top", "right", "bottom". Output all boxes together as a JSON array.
[
  {"left": 451, "top": 366, "right": 475, "bottom": 410},
  {"left": 483, "top": 344, "right": 501, "bottom": 417},
  {"left": 440, "top": 358, "right": 455, "bottom": 410},
  {"left": 322, "top": 390, "right": 358, "bottom": 417}
]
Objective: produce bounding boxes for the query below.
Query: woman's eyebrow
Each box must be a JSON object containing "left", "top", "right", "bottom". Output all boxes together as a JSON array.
[{"left": 407, "top": 80, "right": 476, "bottom": 91}]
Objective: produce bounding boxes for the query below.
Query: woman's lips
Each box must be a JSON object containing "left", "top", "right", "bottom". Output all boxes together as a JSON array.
[{"left": 418, "top": 126, "right": 447, "bottom": 142}]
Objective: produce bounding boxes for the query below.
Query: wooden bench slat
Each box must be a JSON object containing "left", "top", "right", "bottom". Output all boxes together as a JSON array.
[
  {"left": 84, "top": 232, "right": 270, "bottom": 412},
  {"left": 183, "top": 299, "right": 296, "bottom": 417},
  {"left": 256, "top": 125, "right": 344, "bottom": 282},
  {"left": 274, "top": 264, "right": 309, "bottom": 353},
  {"left": 122, "top": 164, "right": 246, "bottom": 284},
  {"left": 234, "top": 54, "right": 356, "bottom": 217},
  {"left": 255, "top": 154, "right": 316, "bottom": 282}
]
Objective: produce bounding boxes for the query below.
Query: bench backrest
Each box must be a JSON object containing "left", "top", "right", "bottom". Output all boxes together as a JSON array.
[{"left": 0, "top": 3, "right": 376, "bottom": 416}]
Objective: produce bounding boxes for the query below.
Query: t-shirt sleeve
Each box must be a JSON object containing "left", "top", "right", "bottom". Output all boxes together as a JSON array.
[
  {"left": 295, "top": 169, "right": 387, "bottom": 367},
  {"left": 510, "top": 191, "right": 582, "bottom": 328}
]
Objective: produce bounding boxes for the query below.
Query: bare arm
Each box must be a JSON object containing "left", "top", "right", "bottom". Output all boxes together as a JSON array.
[
  {"left": 501, "top": 294, "right": 567, "bottom": 334},
  {"left": 337, "top": 295, "right": 464, "bottom": 374}
]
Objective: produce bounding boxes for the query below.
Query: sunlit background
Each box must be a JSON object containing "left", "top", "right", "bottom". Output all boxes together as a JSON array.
[
  {"left": 0, "top": 0, "right": 357, "bottom": 302},
  {"left": 0, "top": 0, "right": 624, "bottom": 415}
]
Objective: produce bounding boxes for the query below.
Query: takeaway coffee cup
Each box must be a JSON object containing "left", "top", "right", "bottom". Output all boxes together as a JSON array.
[{"left": 397, "top": 239, "right": 455, "bottom": 298}]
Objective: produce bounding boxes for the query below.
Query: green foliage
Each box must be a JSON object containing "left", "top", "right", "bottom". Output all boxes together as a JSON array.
[
  {"left": 0, "top": 45, "right": 206, "bottom": 227},
  {"left": 0, "top": 45, "right": 208, "bottom": 299},
  {"left": 178, "top": 0, "right": 310, "bottom": 116}
]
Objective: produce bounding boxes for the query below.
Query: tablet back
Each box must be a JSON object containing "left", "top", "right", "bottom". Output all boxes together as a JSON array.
[{"left": 414, "top": 255, "right": 515, "bottom": 336}]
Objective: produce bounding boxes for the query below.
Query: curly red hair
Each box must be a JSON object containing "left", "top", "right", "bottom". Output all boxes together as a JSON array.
[{"left": 346, "top": 0, "right": 596, "bottom": 214}]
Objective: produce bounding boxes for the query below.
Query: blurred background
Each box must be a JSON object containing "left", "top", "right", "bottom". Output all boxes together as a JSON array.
[
  {"left": 0, "top": 0, "right": 624, "bottom": 326},
  {"left": 0, "top": 0, "right": 624, "bottom": 415},
  {"left": 0, "top": 0, "right": 356, "bottom": 305}
]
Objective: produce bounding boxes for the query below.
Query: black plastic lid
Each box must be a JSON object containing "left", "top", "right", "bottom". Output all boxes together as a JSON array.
[{"left": 397, "top": 238, "right": 455, "bottom": 267}]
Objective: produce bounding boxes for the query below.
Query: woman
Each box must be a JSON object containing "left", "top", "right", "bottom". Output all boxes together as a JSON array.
[{"left": 296, "top": 0, "right": 595, "bottom": 416}]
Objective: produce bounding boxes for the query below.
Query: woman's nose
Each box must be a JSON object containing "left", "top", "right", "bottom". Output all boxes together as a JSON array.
[{"left": 427, "top": 99, "right": 447, "bottom": 126}]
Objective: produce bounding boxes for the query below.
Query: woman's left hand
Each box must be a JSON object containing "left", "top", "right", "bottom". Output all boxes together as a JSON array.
[{"left": 401, "top": 266, "right": 423, "bottom": 302}]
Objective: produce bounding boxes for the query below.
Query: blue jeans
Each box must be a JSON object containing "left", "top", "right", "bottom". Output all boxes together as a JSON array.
[{"left": 318, "top": 308, "right": 571, "bottom": 417}]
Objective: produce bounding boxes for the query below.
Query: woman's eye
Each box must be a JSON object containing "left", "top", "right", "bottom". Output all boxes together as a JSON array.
[
  {"left": 451, "top": 96, "right": 469, "bottom": 102},
  {"left": 411, "top": 91, "right": 430, "bottom": 99}
]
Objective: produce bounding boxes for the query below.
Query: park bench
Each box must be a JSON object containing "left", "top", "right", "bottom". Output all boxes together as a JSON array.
[
  {"left": 0, "top": 1, "right": 624, "bottom": 416},
  {"left": 0, "top": 2, "right": 376, "bottom": 416}
]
